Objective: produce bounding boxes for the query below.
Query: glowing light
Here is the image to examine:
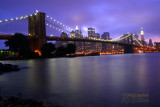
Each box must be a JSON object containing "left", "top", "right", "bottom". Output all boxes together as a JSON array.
[
  {"left": 36, "top": 10, "right": 39, "bottom": 13},
  {"left": 35, "top": 50, "right": 41, "bottom": 56},
  {"left": 141, "top": 27, "right": 144, "bottom": 35},
  {"left": 82, "top": 27, "right": 88, "bottom": 31},
  {"left": 30, "top": 14, "right": 32, "bottom": 16},
  {"left": 46, "top": 14, "right": 74, "bottom": 32},
  {"left": 11, "top": 18, "right": 13, "bottom": 20},
  {"left": 0, "top": 20, "right": 2, "bottom": 23},
  {"left": 5, "top": 20, "right": 8, "bottom": 22},
  {"left": 76, "top": 25, "right": 79, "bottom": 30}
]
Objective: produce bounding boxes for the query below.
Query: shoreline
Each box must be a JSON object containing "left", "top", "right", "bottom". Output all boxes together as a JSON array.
[{"left": 0, "top": 52, "right": 159, "bottom": 61}]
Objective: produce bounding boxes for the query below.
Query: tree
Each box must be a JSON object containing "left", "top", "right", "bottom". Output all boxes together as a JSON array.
[
  {"left": 56, "top": 46, "right": 67, "bottom": 56},
  {"left": 66, "top": 43, "right": 76, "bottom": 54},
  {"left": 5, "top": 33, "right": 31, "bottom": 57},
  {"left": 41, "top": 43, "right": 55, "bottom": 57}
]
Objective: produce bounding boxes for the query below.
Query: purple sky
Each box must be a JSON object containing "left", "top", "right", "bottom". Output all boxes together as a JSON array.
[{"left": 0, "top": 0, "right": 160, "bottom": 48}]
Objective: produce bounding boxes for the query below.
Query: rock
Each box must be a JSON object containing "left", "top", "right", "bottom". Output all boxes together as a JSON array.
[{"left": 0, "top": 62, "right": 19, "bottom": 73}]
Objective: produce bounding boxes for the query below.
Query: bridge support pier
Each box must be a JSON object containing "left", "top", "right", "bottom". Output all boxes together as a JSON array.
[
  {"left": 28, "top": 12, "right": 47, "bottom": 52},
  {"left": 124, "top": 44, "right": 134, "bottom": 53}
]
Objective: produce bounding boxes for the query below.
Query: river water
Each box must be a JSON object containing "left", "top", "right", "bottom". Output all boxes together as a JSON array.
[{"left": 0, "top": 53, "right": 160, "bottom": 107}]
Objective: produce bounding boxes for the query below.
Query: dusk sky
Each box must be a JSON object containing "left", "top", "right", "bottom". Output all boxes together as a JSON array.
[{"left": 0, "top": 0, "right": 160, "bottom": 48}]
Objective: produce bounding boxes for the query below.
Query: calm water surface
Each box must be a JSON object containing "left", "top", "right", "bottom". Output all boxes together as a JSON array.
[{"left": 0, "top": 53, "right": 160, "bottom": 107}]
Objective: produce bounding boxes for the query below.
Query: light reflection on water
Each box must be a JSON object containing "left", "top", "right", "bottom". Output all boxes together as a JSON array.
[{"left": 0, "top": 53, "right": 160, "bottom": 107}]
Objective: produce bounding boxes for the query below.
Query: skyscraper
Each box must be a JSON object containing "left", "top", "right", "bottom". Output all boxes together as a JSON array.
[
  {"left": 101, "top": 32, "right": 110, "bottom": 40},
  {"left": 70, "top": 26, "right": 83, "bottom": 38},
  {"left": 88, "top": 28, "right": 95, "bottom": 37},
  {"left": 149, "top": 39, "right": 153, "bottom": 47},
  {"left": 141, "top": 28, "right": 144, "bottom": 41},
  {"left": 95, "top": 33, "right": 100, "bottom": 39}
]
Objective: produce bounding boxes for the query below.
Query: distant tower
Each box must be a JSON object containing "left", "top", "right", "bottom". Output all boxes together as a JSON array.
[
  {"left": 76, "top": 25, "right": 79, "bottom": 30},
  {"left": 149, "top": 39, "right": 153, "bottom": 47},
  {"left": 141, "top": 27, "right": 144, "bottom": 41}
]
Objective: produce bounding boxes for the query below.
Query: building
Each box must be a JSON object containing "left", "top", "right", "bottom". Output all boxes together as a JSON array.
[
  {"left": 154, "top": 42, "right": 160, "bottom": 52},
  {"left": 84, "top": 28, "right": 102, "bottom": 53},
  {"left": 70, "top": 26, "right": 83, "bottom": 38},
  {"left": 141, "top": 28, "right": 144, "bottom": 41},
  {"left": 88, "top": 28, "right": 95, "bottom": 38},
  {"left": 148, "top": 39, "right": 153, "bottom": 47},
  {"left": 101, "top": 32, "right": 110, "bottom": 40},
  {"left": 95, "top": 33, "right": 100, "bottom": 39},
  {"left": 101, "top": 32, "right": 113, "bottom": 53},
  {"left": 61, "top": 32, "right": 68, "bottom": 38}
]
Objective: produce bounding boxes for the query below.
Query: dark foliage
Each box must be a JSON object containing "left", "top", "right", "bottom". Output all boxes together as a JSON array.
[
  {"left": 41, "top": 43, "right": 55, "bottom": 57},
  {"left": 66, "top": 43, "right": 76, "bottom": 54},
  {"left": 4, "top": 33, "right": 31, "bottom": 57},
  {"left": 56, "top": 46, "right": 67, "bottom": 56}
]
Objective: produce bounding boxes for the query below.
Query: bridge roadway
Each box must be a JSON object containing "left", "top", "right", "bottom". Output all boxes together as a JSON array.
[{"left": 0, "top": 34, "right": 136, "bottom": 46}]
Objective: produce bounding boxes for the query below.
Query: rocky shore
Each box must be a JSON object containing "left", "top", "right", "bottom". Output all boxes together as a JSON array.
[
  {"left": 0, "top": 96, "right": 48, "bottom": 107},
  {"left": 0, "top": 62, "right": 19, "bottom": 73}
]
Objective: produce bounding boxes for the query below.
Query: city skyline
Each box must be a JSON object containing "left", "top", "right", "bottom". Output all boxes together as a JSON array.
[{"left": 0, "top": 0, "right": 160, "bottom": 42}]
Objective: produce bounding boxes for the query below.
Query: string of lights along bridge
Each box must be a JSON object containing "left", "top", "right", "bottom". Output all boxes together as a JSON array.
[
  {"left": 0, "top": 11, "right": 148, "bottom": 54},
  {"left": 0, "top": 12, "right": 137, "bottom": 39}
]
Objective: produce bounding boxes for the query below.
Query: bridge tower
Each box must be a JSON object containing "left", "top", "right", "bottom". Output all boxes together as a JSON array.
[
  {"left": 124, "top": 34, "right": 134, "bottom": 53},
  {"left": 28, "top": 12, "right": 47, "bottom": 51}
]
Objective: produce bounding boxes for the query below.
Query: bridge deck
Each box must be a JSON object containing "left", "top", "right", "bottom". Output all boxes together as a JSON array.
[{"left": 0, "top": 35, "right": 138, "bottom": 46}]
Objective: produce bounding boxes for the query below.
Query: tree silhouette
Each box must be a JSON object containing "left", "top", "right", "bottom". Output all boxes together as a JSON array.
[
  {"left": 66, "top": 43, "right": 76, "bottom": 54},
  {"left": 56, "top": 46, "right": 67, "bottom": 56},
  {"left": 5, "top": 33, "right": 31, "bottom": 57},
  {"left": 41, "top": 43, "right": 55, "bottom": 57}
]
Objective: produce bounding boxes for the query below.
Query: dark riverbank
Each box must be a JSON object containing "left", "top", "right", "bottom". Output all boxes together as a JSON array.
[
  {"left": 0, "top": 62, "right": 19, "bottom": 74},
  {"left": 0, "top": 53, "right": 100, "bottom": 61},
  {"left": 0, "top": 96, "right": 49, "bottom": 107}
]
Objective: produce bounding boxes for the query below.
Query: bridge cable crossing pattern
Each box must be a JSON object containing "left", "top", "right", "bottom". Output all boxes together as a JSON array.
[{"left": 46, "top": 15, "right": 74, "bottom": 31}]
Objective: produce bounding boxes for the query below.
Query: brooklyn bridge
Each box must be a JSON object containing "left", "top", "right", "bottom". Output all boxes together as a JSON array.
[{"left": 0, "top": 12, "right": 145, "bottom": 53}]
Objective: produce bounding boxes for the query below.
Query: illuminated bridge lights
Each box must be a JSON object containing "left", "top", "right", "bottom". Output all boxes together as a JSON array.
[
  {"left": 46, "top": 15, "right": 74, "bottom": 31},
  {"left": 46, "top": 23, "right": 67, "bottom": 35}
]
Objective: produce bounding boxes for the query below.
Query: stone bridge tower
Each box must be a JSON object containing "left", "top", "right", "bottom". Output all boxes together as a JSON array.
[{"left": 28, "top": 12, "right": 47, "bottom": 51}]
